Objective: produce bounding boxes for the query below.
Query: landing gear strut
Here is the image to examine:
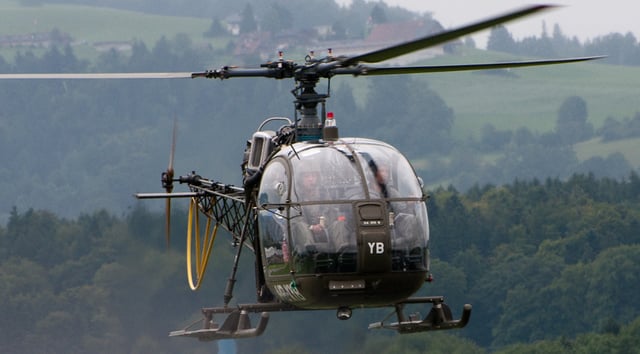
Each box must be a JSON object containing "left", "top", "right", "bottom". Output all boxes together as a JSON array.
[{"left": 369, "top": 296, "right": 471, "bottom": 333}]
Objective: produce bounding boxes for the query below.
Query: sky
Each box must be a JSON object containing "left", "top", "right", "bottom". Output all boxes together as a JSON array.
[{"left": 336, "top": 0, "right": 639, "bottom": 47}]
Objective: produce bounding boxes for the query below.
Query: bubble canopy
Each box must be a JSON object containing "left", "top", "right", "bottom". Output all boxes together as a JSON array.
[{"left": 257, "top": 138, "right": 429, "bottom": 278}]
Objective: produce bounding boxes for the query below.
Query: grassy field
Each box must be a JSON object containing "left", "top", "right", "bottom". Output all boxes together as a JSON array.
[
  {"left": 412, "top": 49, "right": 640, "bottom": 139},
  {"left": 0, "top": 0, "right": 216, "bottom": 61},
  {"left": 0, "top": 1, "right": 211, "bottom": 41},
  {"left": 575, "top": 137, "right": 640, "bottom": 168},
  {"left": 336, "top": 48, "right": 640, "bottom": 143},
  {"left": 419, "top": 50, "right": 640, "bottom": 167}
]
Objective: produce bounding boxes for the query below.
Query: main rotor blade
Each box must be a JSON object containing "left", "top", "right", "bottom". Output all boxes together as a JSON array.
[
  {"left": 341, "top": 5, "right": 554, "bottom": 66},
  {"left": 0, "top": 72, "right": 193, "bottom": 79},
  {"left": 333, "top": 56, "right": 605, "bottom": 76}
]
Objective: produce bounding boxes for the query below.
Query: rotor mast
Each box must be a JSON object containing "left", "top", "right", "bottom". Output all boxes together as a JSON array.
[{"left": 292, "top": 65, "right": 329, "bottom": 141}]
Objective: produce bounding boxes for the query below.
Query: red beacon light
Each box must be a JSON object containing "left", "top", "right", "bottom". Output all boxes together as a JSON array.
[
  {"left": 323, "top": 111, "right": 338, "bottom": 141},
  {"left": 326, "top": 111, "right": 335, "bottom": 126}
]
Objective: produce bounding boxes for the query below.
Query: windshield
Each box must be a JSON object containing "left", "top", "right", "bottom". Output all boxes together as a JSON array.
[{"left": 258, "top": 139, "right": 429, "bottom": 275}]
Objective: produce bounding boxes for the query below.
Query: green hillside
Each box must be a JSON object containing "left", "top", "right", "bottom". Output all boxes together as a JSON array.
[
  {"left": 405, "top": 49, "right": 640, "bottom": 171},
  {"left": 414, "top": 49, "right": 640, "bottom": 139},
  {"left": 0, "top": 0, "right": 221, "bottom": 61},
  {"left": 2, "top": 1, "right": 638, "bottom": 140},
  {"left": 576, "top": 136, "right": 640, "bottom": 167},
  {"left": 0, "top": 1, "right": 210, "bottom": 40},
  {"left": 342, "top": 48, "right": 640, "bottom": 168}
]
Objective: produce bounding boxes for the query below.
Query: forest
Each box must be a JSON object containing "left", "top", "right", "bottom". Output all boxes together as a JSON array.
[
  {"left": 2, "top": 175, "right": 640, "bottom": 353},
  {"left": 2, "top": 0, "right": 640, "bottom": 352}
]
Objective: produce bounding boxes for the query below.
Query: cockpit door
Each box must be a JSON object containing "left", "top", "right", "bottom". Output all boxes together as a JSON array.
[{"left": 356, "top": 201, "right": 391, "bottom": 273}]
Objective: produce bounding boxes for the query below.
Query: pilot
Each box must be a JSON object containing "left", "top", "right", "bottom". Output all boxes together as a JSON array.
[
  {"left": 370, "top": 161, "right": 413, "bottom": 214},
  {"left": 369, "top": 161, "right": 399, "bottom": 199},
  {"left": 370, "top": 161, "right": 420, "bottom": 250},
  {"left": 290, "top": 169, "right": 351, "bottom": 255}
]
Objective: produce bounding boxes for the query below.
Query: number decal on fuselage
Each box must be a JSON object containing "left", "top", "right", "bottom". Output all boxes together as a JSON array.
[
  {"left": 367, "top": 242, "right": 384, "bottom": 254},
  {"left": 273, "top": 283, "right": 306, "bottom": 302}
]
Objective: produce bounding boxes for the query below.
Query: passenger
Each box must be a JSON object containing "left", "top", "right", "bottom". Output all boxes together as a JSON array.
[{"left": 290, "top": 170, "right": 352, "bottom": 254}]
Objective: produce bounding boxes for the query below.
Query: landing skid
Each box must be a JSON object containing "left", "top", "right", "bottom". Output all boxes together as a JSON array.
[
  {"left": 369, "top": 296, "right": 472, "bottom": 333},
  {"left": 170, "top": 310, "right": 269, "bottom": 340},
  {"left": 170, "top": 297, "right": 470, "bottom": 340},
  {"left": 169, "top": 303, "right": 300, "bottom": 341}
]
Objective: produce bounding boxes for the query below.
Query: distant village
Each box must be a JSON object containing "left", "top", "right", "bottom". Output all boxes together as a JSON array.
[
  {"left": 0, "top": 13, "right": 449, "bottom": 64},
  {"left": 227, "top": 15, "right": 448, "bottom": 64},
  {"left": 0, "top": 29, "right": 71, "bottom": 49}
]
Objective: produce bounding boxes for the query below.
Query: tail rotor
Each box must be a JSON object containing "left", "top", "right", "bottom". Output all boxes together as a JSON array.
[{"left": 162, "top": 119, "right": 178, "bottom": 248}]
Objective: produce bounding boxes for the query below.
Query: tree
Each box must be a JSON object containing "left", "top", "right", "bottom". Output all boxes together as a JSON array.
[
  {"left": 239, "top": 3, "right": 258, "bottom": 34},
  {"left": 551, "top": 23, "right": 583, "bottom": 57},
  {"left": 585, "top": 32, "right": 640, "bottom": 66},
  {"left": 370, "top": 4, "right": 388, "bottom": 24},
  {"left": 463, "top": 36, "right": 477, "bottom": 49},
  {"left": 429, "top": 191, "right": 470, "bottom": 260},
  {"left": 513, "top": 127, "right": 535, "bottom": 146},
  {"left": 329, "top": 20, "right": 348, "bottom": 40},
  {"left": 597, "top": 113, "right": 640, "bottom": 141},
  {"left": 261, "top": 3, "right": 294, "bottom": 33},
  {"left": 487, "top": 25, "right": 518, "bottom": 54},
  {"left": 360, "top": 76, "right": 454, "bottom": 155},
  {"left": 556, "top": 96, "right": 594, "bottom": 144},
  {"left": 0, "top": 258, "right": 64, "bottom": 353},
  {"left": 519, "top": 35, "right": 555, "bottom": 57},
  {"left": 480, "top": 123, "right": 512, "bottom": 152},
  {"left": 575, "top": 153, "right": 633, "bottom": 179},
  {"left": 203, "top": 17, "right": 227, "bottom": 37}
]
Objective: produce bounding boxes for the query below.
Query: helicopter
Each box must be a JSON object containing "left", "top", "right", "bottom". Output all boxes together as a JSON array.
[{"left": 0, "top": 4, "right": 602, "bottom": 341}]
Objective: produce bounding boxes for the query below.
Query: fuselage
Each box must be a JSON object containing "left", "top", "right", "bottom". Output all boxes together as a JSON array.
[{"left": 256, "top": 137, "right": 430, "bottom": 309}]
